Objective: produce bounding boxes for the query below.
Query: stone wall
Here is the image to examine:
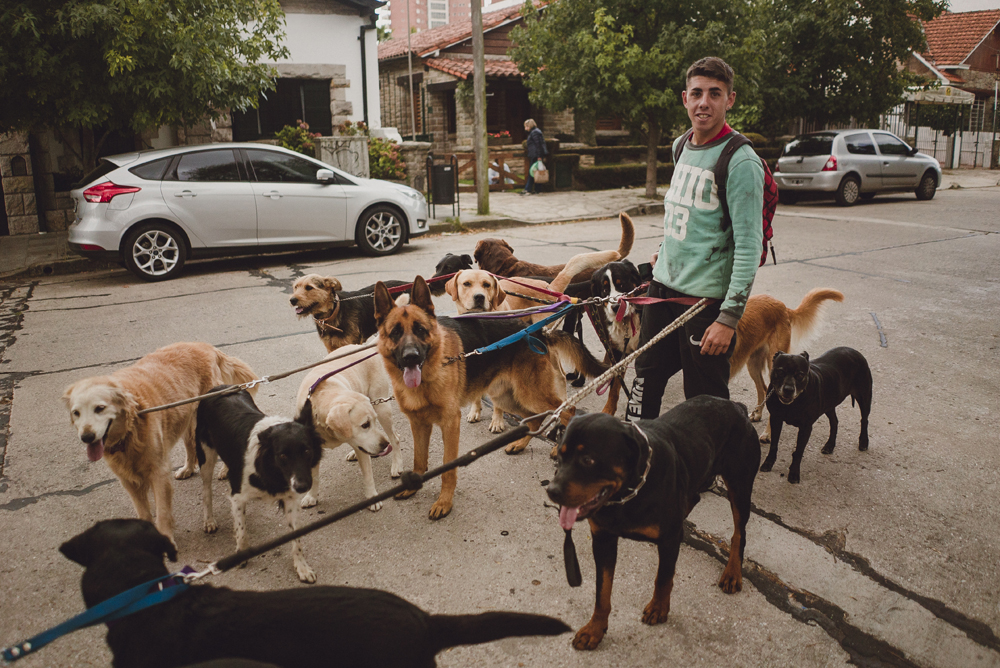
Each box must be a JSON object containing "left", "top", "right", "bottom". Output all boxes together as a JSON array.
[
  {"left": 317, "top": 136, "right": 370, "bottom": 178},
  {"left": 1, "top": 133, "right": 40, "bottom": 235},
  {"left": 397, "top": 141, "right": 432, "bottom": 192},
  {"left": 177, "top": 115, "right": 232, "bottom": 146}
]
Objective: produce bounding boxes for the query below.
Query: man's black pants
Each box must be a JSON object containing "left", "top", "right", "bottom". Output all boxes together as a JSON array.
[{"left": 625, "top": 281, "right": 736, "bottom": 421}]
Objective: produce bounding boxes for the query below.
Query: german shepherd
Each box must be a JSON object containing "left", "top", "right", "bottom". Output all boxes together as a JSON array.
[{"left": 373, "top": 276, "right": 607, "bottom": 520}]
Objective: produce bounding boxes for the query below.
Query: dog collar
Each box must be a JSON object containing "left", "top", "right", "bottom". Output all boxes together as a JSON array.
[
  {"left": 606, "top": 424, "right": 652, "bottom": 506},
  {"left": 313, "top": 298, "right": 343, "bottom": 333}
]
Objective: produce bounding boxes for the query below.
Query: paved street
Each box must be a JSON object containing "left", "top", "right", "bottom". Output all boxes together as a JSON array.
[{"left": 1, "top": 186, "right": 999, "bottom": 667}]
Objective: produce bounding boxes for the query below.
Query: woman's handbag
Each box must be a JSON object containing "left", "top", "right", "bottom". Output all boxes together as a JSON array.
[{"left": 533, "top": 160, "right": 549, "bottom": 184}]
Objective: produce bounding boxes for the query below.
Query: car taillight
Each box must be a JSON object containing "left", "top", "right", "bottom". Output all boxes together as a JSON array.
[
  {"left": 773, "top": 161, "right": 780, "bottom": 172},
  {"left": 821, "top": 156, "right": 837, "bottom": 171},
  {"left": 82, "top": 182, "right": 141, "bottom": 203}
]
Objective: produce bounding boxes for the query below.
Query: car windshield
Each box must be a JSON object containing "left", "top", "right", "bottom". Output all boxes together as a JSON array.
[
  {"left": 783, "top": 134, "right": 835, "bottom": 157},
  {"left": 75, "top": 160, "right": 118, "bottom": 189}
]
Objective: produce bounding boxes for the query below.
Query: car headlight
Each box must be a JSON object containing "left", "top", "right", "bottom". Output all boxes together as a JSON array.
[{"left": 401, "top": 188, "right": 425, "bottom": 204}]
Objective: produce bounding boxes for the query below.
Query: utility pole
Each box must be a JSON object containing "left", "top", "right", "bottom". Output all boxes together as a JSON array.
[{"left": 471, "top": 0, "right": 488, "bottom": 214}]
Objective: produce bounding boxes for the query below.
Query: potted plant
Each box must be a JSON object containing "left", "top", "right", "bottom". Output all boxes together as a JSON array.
[{"left": 488, "top": 130, "right": 511, "bottom": 147}]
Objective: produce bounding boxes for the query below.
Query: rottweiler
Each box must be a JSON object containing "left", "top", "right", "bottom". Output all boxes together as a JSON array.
[
  {"left": 762, "top": 347, "right": 873, "bottom": 483},
  {"left": 428, "top": 252, "right": 474, "bottom": 296},
  {"left": 547, "top": 396, "right": 761, "bottom": 650}
]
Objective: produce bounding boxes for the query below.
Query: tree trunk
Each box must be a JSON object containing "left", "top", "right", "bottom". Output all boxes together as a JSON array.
[
  {"left": 644, "top": 114, "right": 660, "bottom": 199},
  {"left": 574, "top": 109, "right": 596, "bottom": 146}
]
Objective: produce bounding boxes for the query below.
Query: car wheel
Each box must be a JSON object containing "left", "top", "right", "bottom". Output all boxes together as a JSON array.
[
  {"left": 123, "top": 222, "right": 187, "bottom": 281},
  {"left": 915, "top": 172, "right": 937, "bottom": 200},
  {"left": 860, "top": 192, "right": 876, "bottom": 201},
  {"left": 356, "top": 206, "right": 405, "bottom": 256},
  {"left": 835, "top": 175, "right": 861, "bottom": 206},
  {"left": 778, "top": 191, "right": 799, "bottom": 205}
]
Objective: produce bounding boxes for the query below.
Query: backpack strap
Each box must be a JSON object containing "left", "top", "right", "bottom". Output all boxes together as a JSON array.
[
  {"left": 672, "top": 129, "right": 694, "bottom": 164},
  {"left": 714, "top": 132, "right": 752, "bottom": 231}
]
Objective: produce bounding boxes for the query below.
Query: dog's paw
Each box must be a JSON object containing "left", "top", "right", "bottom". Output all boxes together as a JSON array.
[
  {"left": 570, "top": 375, "right": 586, "bottom": 389},
  {"left": 718, "top": 569, "right": 743, "bottom": 594},
  {"left": 466, "top": 406, "right": 482, "bottom": 423},
  {"left": 296, "top": 563, "right": 317, "bottom": 584},
  {"left": 390, "top": 463, "right": 402, "bottom": 478},
  {"left": 571, "top": 624, "right": 606, "bottom": 651},
  {"left": 488, "top": 416, "right": 507, "bottom": 434},
  {"left": 299, "top": 493, "right": 318, "bottom": 509},
  {"left": 203, "top": 519, "right": 218, "bottom": 534},
  {"left": 550, "top": 445, "right": 559, "bottom": 460},
  {"left": 821, "top": 443, "right": 835, "bottom": 455},
  {"left": 368, "top": 500, "right": 384, "bottom": 512},
  {"left": 641, "top": 599, "right": 671, "bottom": 625},
  {"left": 787, "top": 470, "right": 801, "bottom": 484},
  {"left": 749, "top": 408, "right": 763, "bottom": 423},
  {"left": 428, "top": 499, "right": 452, "bottom": 520},
  {"left": 395, "top": 488, "right": 418, "bottom": 500},
  {"left": 859, "top": 436, "right": 869, "bottom": 451},
  {"left": 759, "top": 460, "right": 774, "bottom": 473},
  {"left": 504, "top": 440, "right": 529, "bottom": 455},
  {"left": 174, "top": 466, "right": 196, "bottom": 480},
  {"left": 216, "top": 464, "right": 229, "bottom": 480},
  {"left": 345, "top": 450, "right": 357, "bottom": 462}
]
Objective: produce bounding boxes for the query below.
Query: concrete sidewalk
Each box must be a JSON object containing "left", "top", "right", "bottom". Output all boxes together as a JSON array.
[{"left": 2, "top": 168, "right": 996, "bottom": 281}]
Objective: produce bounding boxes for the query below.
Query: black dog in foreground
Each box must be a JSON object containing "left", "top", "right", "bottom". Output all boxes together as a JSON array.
[
  {"left": 762, "top": 347, "right": 873, "bottom": 483},
  {"left": 60, "top": 519, "right": 570, "bottom": 668},
  {"left": 546, "top": 396, "right": 761, "bottom": 650}
]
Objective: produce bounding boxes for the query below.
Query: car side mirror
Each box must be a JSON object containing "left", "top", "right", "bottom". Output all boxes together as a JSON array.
[
  {"left": 907, "top": 146, "right": 919, "bottom": 156},
  {"left": 316, "top": 169, "right": 336, "bottom": 183}
]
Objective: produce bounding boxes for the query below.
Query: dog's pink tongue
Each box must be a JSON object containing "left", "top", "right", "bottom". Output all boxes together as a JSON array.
[
  {"left": 403, "top": 365, "right": 422, "bottom": 388},
  {"left": 559, "top": 506, "right": 580, "bottom": 530},
  {"left": 87, "top": 439, "right": 104, "bottom": 462}
]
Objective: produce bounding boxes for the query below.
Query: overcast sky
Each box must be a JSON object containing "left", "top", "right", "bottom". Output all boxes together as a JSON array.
[{"left": 946, "top": 0, "right": 1000, "bottom": 12}]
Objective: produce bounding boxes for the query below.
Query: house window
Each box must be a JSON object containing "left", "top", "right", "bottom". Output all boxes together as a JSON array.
[
  {"left": 234, "top": 79, "right": 332, "bottom": 141},
  {"left": 446, "top": 90, "right": 457, "bottom": 134}
]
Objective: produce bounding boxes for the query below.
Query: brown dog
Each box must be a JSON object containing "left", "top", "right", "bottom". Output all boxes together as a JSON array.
[
  {"left": 730, "top": 288, "right": 845, "bottom": 433},
  {"left": 62, "top": 342, "right": 258, "bottom": 546},
  {"left": 474, "top": 212, "right": 635, "bottom": 280},
  {"left": 374, "top": 276, "right": 606, "bottom": 519},
  {"left": 290, "top": 274, "right": 408, "bottom": 352}
]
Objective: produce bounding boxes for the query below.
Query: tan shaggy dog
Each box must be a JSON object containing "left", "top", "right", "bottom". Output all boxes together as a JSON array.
[
  {"left": 474, "top": 213, "right": 635, "bottom": 281},
  {"left": 62, "top": 342, "right": 258, "bottom": 545},
  {"left": 374, "top": 276, "right": 606, "bottom": 520},
  {"left": 730, "top": 288, "right": 845, "bottom": 437}
]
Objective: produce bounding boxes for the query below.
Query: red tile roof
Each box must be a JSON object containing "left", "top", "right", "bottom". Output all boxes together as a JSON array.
[
  {"left": 378, "top": 1, "right": 543, "bottom": 61},
  {"left": 425, "top": 57, "right": 523, "bottom": 79},
  {"left": 921, "top": 9, "right": 1000, "bottom": 66}
]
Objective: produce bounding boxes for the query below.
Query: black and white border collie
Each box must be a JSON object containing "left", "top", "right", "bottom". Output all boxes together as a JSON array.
[
  {"left": 590, "top": 260, "right": 643, "bottom": 415},
  {"left": 196, "top": 385, "right": 323, "bottom": 583}
]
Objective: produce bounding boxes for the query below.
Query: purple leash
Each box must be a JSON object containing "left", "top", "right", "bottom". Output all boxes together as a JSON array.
[{"left": 307, "top": 352, "right": 379, "bottom": 396}]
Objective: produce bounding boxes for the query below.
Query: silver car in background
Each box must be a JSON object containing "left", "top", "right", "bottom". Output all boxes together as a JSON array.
[
  {"left": 69, "top": 143, "right": 429, "bottom": 281},
  {"left": 774, "top": 129, "right": 942, "bottom": 207}
]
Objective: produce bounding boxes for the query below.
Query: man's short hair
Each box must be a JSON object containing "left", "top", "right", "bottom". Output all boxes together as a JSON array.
[{"left": 686, "top": 57, "right": 735, "bottom": 93}]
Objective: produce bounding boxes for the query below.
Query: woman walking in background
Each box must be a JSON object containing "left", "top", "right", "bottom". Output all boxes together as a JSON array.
[{"left": 522, "top": 119, "right": 546, "bottom": 195}]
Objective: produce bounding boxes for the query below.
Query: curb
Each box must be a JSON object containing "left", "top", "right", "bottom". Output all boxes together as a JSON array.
[{"left": 0, "top": 256, "right": 118, "bottom": 281}]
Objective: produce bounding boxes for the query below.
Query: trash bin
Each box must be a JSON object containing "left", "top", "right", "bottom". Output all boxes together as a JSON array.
[{"left": 432, "top": 164, "right": 455, "bottom": 204}]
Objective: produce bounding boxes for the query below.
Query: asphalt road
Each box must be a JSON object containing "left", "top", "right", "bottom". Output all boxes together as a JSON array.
[{"left": 1, "top": 186, "right": 999, "bottom": 667}]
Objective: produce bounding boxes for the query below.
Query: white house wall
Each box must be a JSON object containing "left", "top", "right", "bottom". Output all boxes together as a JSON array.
[{"left": 275, "top": 12, "right": 382, "bottom": 128}]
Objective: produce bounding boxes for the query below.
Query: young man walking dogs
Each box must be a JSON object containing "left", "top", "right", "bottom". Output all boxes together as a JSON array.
[{"left": 626, "top": 57, "right": 764, "bottom": 421}]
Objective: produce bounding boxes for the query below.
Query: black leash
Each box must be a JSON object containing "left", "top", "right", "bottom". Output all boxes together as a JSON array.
[{"left": 197, "top": 425, "right": 531, "bottom": 575}]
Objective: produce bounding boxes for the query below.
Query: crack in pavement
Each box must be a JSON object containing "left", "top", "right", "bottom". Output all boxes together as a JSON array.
[
  {"left": 0, "top": 478, "right": 116, "bottom": 511},
  {"left": 0, "top": 282, "right": 34, "bottom": 479}
]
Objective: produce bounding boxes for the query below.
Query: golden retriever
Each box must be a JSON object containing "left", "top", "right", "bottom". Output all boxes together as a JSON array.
[{"left": 62, "top": 342, "right": 258, "bottom": 545}]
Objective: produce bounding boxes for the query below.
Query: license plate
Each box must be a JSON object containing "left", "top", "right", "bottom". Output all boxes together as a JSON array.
[{"left": 790, "top": 179, "right": 805, "bottom": 186}]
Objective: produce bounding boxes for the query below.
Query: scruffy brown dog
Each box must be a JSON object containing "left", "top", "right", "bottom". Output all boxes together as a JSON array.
[{"left": 289, "top": 274, "right": 408, "bottom": 352}]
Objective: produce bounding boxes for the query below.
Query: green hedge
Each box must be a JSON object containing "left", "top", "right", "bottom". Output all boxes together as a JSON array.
[
  {"left": 754, "top": 146, "right": 782, "bottom": 161},
  {"left": 574, "top": 162, "right": 675, "bottom": 190}
]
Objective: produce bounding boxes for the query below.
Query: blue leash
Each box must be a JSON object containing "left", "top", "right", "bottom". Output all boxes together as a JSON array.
[
  {"left": 447, "top": 302, "right": 576, "bottom": 365},
  {"left": 2, "top": 568, "right": 193, "bottom": 663}
]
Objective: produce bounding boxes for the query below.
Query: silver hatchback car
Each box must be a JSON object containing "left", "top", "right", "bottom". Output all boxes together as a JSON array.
[
  {"left": 69, "top": 143, "right": 429, "bottom": 281},
  {"left": 774, "top": 129, "right": 942, "bottom": 207}
]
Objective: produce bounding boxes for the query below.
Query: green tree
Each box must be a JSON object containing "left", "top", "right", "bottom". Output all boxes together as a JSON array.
[
  {"left": 752, "top": 0, "right": 947, "bottom": 138},
  {"left": 510, "top": 0, "right": 765, "bottom": 197},
  {"left": 0, "top": 0, "right": 289, "bottom": 168}
]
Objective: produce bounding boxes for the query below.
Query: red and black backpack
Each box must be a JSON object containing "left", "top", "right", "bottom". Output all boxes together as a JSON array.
[{"left": 675, "top": 129, "right": 778, "bottom": 266}]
